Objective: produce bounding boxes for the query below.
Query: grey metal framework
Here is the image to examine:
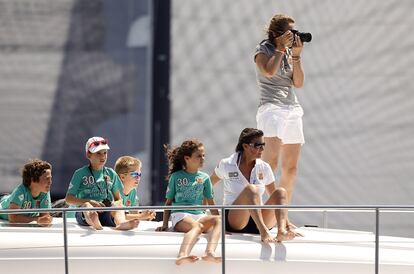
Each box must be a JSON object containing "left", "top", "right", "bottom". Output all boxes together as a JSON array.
[{"left": 2, "top": 205, "right": 414, "bottom": 274}]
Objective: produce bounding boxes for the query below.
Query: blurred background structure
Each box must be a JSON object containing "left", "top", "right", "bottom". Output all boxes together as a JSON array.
[{"left": 1, "top": 0, "right": 414, "bottom": 236}]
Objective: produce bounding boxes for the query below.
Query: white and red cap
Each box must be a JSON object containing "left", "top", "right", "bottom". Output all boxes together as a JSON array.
[{"left": 85, "top": 136, "right": 110, "bottom": 153}]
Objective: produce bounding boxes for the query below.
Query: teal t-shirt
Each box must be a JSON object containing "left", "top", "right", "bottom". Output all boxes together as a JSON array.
[
  {"left": 0, "top": 184, "right": 51, "bottom": 220},
  {"left": 66, "top": 165, "right": 123, "bottom": 203},
  {"left": 120, "top": 188, "right": 139, "bottom": 207},
  {"left": 166, "top": 170, "right": 214, "bottom": 214}
]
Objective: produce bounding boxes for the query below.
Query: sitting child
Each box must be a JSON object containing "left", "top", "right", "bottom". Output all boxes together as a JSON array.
[
  {"left": 65, "top": 136, "right": 139, "bottom": 230},
  {"left": 156, "top": 140, "right": 221, "bottom": 266},
  {"left": 114, "top": 156, "right": 155, "bottom": 220},
  {"left": 0, "top": 159, "right": 53, "bottom": 226}
]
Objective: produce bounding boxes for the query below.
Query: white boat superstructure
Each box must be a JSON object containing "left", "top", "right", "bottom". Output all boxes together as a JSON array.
[{"left": 1, "top": 218, "right": 414, "bottom": 274}]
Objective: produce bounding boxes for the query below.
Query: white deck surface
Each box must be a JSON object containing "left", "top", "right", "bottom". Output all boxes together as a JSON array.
[{"left": 1, "top": 218, "right": 414, "bottom": 274}]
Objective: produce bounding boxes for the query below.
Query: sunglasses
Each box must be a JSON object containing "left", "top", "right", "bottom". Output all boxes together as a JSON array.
[
  {"left": 129, "top": 171, "right": 142, "bottom": 178},
  {"left": 89, "top": 139, "right": 108, "bottom": 149},
  {"left": 249, "top": 142, "right": 266, "bottom": 149}
]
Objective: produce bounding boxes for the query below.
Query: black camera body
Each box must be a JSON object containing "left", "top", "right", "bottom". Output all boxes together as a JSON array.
[
  {"left": 291, "top": 29, "right": 312, "bottom": 43},
  {"left": 102, "top": 199, "right": 112, "bottom": 207}
]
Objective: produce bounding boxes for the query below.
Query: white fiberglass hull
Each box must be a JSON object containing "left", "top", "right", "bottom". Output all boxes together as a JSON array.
[{"left": 1, "top": 219, "right": 414, "bottom": 274}]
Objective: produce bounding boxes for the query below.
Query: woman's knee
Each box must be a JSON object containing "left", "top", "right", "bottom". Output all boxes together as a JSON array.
[
  {"left": 244, "top": 184, "right": 260, "bottom": 196},
  {"left": 270, "top": 187, "right": 287, "bottom": 202},
  {"left": 282, "top": 165, "right": 298, "bottom": 176}
]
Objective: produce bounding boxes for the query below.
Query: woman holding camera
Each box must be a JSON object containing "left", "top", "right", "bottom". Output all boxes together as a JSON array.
[{"left": 254, "top": 14, "right": 306, "bottom": 229}]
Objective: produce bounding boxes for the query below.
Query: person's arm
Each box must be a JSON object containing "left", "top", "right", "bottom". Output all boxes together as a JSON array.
[
  {"left": 7, "top": 203, "right": 52, "bottom": 226},
  {"left": 265, "top": 182, "right": 277, "bottom": 196},
  {"left": 255, "top": 31, "right": 293, "bottom": 77},
  {"left": 155, "top": 199, "right": 173, "bottom": 231},
  {"left": 210, "top": 171, "right": 221, "bottom": 186},
  {"left": 206, "top": 198, "right": 219, "bottom": 216},
  {"left": 291, "top": 34, "right": 305, "bottom": 88},
  {"left": 112, "top": 190, "right": 122, "bottom": 203},
  {"left": 255, "top": 52, "right": 285, "bottom": 77},
  {"left": 126, "top": 210, "right": 156, "bottom": 221}
]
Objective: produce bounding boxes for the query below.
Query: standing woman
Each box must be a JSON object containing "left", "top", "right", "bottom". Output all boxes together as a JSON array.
[{"left": 254, "top": 14, "right": 306, "bottom": 224}]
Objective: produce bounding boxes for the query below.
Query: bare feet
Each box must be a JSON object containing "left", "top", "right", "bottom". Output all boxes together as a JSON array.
[
  {"left": 276, "top": 230, "right": 295, "bottom": 242},
  {"left": 260, "top": 230, "right": 277, "bottom": 243},
  {"left": 286, "top": 221, "right": 303, "bottom": 237},
  {"left": 201, "top": 252, "right": 222, "bottom": 263},
  {"left": 85, "top": 211, "right": 103, "bottom": 230},
  {"left": 116, "top": 219, "right": 140, "bottom": 231},
  {"left": 175, "top": 255, "right": 200, "bottom": 265}
]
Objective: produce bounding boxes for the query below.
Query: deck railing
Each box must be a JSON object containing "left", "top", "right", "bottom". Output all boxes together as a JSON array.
[{"left": 2, "top": 204, "right": 414, "bottom": 274}]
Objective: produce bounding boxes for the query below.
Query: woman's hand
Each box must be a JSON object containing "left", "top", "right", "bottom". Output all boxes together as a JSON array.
[
  {"left": 291, "top": 34, "right": 303, "bottom": 56},
  {"left": 274, "top": 30, "right": 293, "bottom": 50},
  {"left": 156, "top": 225, "right": 169, "bottom": 232}
]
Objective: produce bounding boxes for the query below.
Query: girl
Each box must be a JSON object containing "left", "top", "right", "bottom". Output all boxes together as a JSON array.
[{"left": 156, "top": 140, "right": 221, "bottom": 266}]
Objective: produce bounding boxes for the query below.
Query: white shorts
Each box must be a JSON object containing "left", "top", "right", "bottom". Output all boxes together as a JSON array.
[
  {"left": 171, "top": 212, "right": 206, "bottom": 228},
  {"left": 256, "top": 103, "right": 305, "bottom": 144}
]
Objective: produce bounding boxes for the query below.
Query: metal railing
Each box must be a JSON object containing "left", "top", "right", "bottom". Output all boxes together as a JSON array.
[{"left": 2, "top": 204, "right": 414, "bottom": 274}]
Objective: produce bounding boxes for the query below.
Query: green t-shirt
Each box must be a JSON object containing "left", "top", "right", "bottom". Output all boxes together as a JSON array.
[
  {"left": 166, "top": 170, "right": 214, "bottom": 214},
  {"left": 120, "top": 188, "right": 139, "bottom": 207},
  {"left": 66, "top": 165, "right": 123, "bottom": 203},
  {"left": 0, "top": 184, "right": 51, "bottom": 220}
]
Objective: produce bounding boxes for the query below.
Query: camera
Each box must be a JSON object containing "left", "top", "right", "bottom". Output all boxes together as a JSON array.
[
  {"left": 102, "top": 199, "right": 112, "bottom": 207},
  {"left": 291, "top": 29, "right": 312, "bottom": 43}
]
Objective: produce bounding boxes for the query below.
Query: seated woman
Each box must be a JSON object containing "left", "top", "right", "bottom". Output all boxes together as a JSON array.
[
  {"left": 210, "top": 128, "right": 299, "bottom": 242},
  {"left": 0, "top": 159, "right": 53, "bottom": 226}
]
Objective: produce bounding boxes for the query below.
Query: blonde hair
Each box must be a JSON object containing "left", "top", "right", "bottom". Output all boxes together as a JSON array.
[{"left": 114, "top": 156, "right": 141, "bottom": 175}]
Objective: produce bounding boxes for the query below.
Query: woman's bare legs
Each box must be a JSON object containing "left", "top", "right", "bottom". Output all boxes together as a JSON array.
[
  {"left": 261, "top": 187, "right": 295, "bottom": 241},
  {"left": 262, "top": 137, "right": 301, "bottom": 230},
  {"left": 227, "top": 185, "right": 276, "bottom": 243}
]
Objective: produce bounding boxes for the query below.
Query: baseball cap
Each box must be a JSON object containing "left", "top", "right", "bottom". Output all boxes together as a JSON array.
[{"left": 85, "top": 136, "right": 110, "bottom": 153}]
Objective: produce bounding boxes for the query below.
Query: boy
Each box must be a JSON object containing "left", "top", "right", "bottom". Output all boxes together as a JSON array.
[
  {"left": 0, "top": 159, "right": 53, "bottom": 226},
  {"left": 114, "top": 156, "right": 155, "bottom": 220},
  {"left": 65, "top": 136, "right": 139, "bottom": 230}
]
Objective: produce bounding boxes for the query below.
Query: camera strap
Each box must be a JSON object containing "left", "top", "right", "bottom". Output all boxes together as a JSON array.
[{"left": 88, "top": 165, "right": 111, "bottom": 200}]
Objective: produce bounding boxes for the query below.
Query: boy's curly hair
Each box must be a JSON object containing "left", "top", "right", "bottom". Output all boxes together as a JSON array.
[{"left": 21, "top": 159, "right": 52, "bottom": 187}]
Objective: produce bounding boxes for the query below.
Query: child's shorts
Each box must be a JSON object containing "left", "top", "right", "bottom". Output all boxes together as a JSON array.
[{"left": 171, "top": 212, "right": 206, "bottom": 228}]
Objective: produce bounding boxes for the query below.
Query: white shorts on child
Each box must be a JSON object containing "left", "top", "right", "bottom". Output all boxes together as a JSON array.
[
  {"left": 171, "top": 212, "right": 206, "bottom": 228},
  {"left": 256, "top": 103, "right": 305, "bottom": 144}
]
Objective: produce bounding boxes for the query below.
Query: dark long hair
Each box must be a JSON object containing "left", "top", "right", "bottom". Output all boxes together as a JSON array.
[
  {"left": 235, "top": 128, "right": 264, "bottom": 152},
  {"left": 164, "top": 139, "right": 203, "bottom": 179}
]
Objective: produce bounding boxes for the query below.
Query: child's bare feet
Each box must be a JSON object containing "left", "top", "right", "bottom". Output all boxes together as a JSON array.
[
  {"left": 175, "top": 255, "right": 200, "bottom": 265},
  {"left": 85, "top": 211, "right": 103, "bottom": 230},
  {"left": 201, "top": 252, "right": 221, "bottom": 263},
  {"left": 116, "top": 219, "right": 139, "bottom": 231}
]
